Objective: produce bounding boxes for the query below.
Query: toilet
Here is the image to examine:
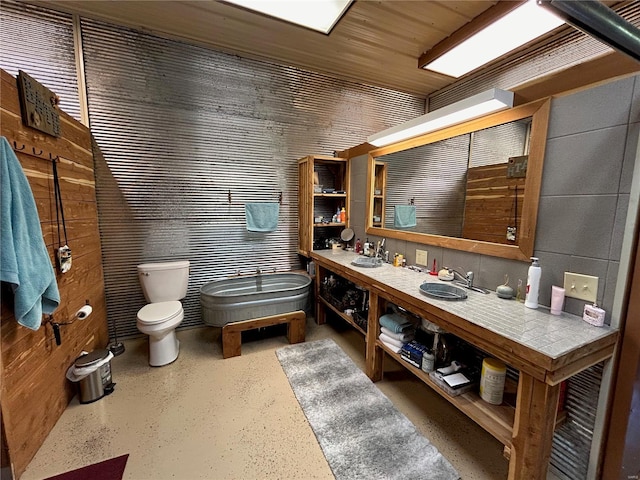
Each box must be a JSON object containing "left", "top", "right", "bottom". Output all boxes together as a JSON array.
[{"left": 136, "top": 260, "right": 190, "bottom": 366}]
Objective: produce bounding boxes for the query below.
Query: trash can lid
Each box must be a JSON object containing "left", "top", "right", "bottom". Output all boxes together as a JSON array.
[{"left": 75, "top": 349, "right": 109, "bottom": 368}]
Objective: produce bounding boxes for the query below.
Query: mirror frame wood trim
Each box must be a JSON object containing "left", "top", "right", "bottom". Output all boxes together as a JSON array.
[{"left": 365, "top": 98, "right": 551, "bottom": 262}]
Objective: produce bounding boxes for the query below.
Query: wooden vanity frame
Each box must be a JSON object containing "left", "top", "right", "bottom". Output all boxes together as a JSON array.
[{"left": 310, "top": 252, "right": 618, "bottom": 480}]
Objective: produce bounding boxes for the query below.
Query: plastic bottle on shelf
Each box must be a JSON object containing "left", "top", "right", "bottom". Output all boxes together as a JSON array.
[
  {"left": 334, "top": 208, "right": 341, "bottom": 224},
  {"left": 421, "top": 350, "right": 435, "bottom": 373},
  {"left": 340, "top": 207, "right": 346, "bottom": 223},
  {"left": 525, "top": 257, "right": 541, "bottom": 309},
  {"left": 355, "top": 238, "right": 362, "bottom": 254}
]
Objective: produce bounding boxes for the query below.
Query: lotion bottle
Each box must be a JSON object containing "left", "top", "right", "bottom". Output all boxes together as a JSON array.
[{"left": 525, "top": 257, "right": 541, "bottom": 309}]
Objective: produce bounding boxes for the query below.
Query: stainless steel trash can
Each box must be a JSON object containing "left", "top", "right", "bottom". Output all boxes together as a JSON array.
[{"left": 75, "top": 349, "right": 113, "bottom": 404}]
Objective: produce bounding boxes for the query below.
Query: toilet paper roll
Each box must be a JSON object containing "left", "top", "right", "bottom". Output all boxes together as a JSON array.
[{"left": 76, "top": 305, "right": 93, "bottom": 320}]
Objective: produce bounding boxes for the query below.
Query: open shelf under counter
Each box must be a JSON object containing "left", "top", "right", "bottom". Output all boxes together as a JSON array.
[
  {"left": 319, "top": 296, "right": 366, "bottom": 337},
  {"left": 376, "top": 339, "right": 514, "bottom": 447}
]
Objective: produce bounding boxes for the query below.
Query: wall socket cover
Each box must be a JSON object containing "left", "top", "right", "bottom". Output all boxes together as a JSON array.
[
  {"left": 416, "top": 249, "right": 428, "bottom": 266},
  {"left": 563, "top": 272, "right": 598, "bottom": 303}
]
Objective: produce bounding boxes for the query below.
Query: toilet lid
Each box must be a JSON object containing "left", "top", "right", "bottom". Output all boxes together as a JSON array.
[{"left": 137, "top": 301, "right": 182, "bottom": 325}]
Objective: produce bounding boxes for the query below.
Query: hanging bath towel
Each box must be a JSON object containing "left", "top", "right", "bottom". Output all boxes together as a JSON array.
[
  {"left": 0, "top": 137, "right": 60, "bottom": 330},
  {"left": 245, "top": 202, "right": 279, "bottom": 232},
  {"left": 394, "top": 205, "right": 417, "bottom": 228}
]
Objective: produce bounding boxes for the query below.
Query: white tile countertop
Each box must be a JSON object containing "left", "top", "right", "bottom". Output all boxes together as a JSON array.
[{"left": 312, "top": 249, "right": 617, "bottom": 361}]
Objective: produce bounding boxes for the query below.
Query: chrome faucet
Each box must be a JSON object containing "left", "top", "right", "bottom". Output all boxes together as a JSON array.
[
  {"left": 446, "top": 268, "right": 489, "bottom": 294},
  {"left": 446, "top": 268, "right": 472, "bottom": 286},
  {"left": 375, "top": 238, "right": 386, "bottom": 260}
]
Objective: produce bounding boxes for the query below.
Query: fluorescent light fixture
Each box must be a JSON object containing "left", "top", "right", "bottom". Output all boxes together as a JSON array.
[
  {"left": 423, "top": 0, "right": 565, "bottom": 78},
  {"left": 224, "top": 0, "right": 351, "bottom": 34},
  {"left": 367, "top": 88, "right": 514, "bottom": 147}
]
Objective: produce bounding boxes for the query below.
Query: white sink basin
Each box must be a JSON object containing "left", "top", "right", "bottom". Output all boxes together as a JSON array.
[
  {"left": 351, "top": 257, "right": 383, "bottom": 268},
  {"left": 419, "top": 282, "right": 468, "bottom": 300}
]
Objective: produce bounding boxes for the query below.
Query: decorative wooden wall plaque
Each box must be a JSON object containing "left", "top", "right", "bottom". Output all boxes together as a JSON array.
[
  {"left": 507, "top": 155, "right": 528, "bottom": 179},
  {"left": 17, "top": 70, "right": 61, "bottom": 137}
]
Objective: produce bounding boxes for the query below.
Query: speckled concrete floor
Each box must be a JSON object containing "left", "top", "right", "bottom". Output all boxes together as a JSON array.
[{"left": 21, "top": 318, "right": 542, "bottom": 480}]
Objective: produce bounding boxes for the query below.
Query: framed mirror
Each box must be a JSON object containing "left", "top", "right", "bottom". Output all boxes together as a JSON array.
[{"left": 366, "top": 98, "right": 550, "bottom": 261}]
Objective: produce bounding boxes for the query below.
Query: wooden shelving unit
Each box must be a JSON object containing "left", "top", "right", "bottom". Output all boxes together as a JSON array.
[
  {"left": 298, "top": 155, "right": 350, "bottom": 256},
  {"left": 319, "top": 296, "right": 366, "bottom": 336},
  {"left": 377, "top": 340, "right": 514, "bottom": 446}
]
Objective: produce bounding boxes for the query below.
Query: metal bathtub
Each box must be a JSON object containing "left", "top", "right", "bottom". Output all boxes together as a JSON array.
[{"left": 200, "top": 272, "right": 311, "bottom": 327}]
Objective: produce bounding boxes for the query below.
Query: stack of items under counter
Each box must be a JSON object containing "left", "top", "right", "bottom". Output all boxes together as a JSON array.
[{"left": 378, "top": 313, "right": 416, "bottom": 353}]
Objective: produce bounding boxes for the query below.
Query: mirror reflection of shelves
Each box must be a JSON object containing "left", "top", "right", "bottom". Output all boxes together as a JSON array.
[{"left": 372, "top": 161, "right": 386, "bottom": 227}]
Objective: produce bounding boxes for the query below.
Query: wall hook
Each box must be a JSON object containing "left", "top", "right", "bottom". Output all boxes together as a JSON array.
[
  {"left": 228, "top": 190, "right": 232, "bottom": 204},
  {"left": 13, "top": 141, "right": 25, "bottom": 151},
  {"left": 278, "top": 191, "right": 283, "bottom": 204},
  {"left": 32, "top": 147, "right": 43, "bottom": 156},
  {"left": 409, "top": 197, "right": 415, "bottom": 205}
]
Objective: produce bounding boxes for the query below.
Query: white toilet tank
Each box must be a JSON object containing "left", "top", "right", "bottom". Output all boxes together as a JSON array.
[{"left": 138, "top": 260, "right": 190, "bottom": 303}]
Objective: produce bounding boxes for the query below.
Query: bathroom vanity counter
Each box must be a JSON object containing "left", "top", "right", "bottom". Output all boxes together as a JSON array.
[{"left": 310, "top": 249, "right": 619, "bottom": 480}]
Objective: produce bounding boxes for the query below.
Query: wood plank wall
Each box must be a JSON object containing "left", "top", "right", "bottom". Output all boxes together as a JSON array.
[
  {"left": 0, "top": 69, "right": 108, "bottom": 478},
  {"left": 462, "top": 163, "right": 526, "bottom": 245}
]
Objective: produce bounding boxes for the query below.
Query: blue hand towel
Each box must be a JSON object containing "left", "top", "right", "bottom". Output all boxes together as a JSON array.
[
  {"left": 245, "top": 202, "right": 279, "bottom": 232},
  {"left": 0, "top": 136, "right": 60, "bottom": 330},
  {"left": 394, "top": 205, "right": 417, "bottom": 228},
  {"left": 379, "top": 313, "right": 414, "bottom": 334}
]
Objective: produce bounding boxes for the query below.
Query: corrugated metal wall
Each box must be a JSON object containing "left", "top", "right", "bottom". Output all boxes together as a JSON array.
[
  {"left": 468, "top": 121, "right": 529, "bottom": 168},
  {"left": 79, "top": 18, "right": 424, "bottom": 338},
  {"left": 0, "top": 0, "right": 81, "bottom": 121},
  {"left": 383, "top": 135, "right": 469, "bottom": 237},
  {"left": 551, "top": 364, "right": 605, "bottom": 480}
]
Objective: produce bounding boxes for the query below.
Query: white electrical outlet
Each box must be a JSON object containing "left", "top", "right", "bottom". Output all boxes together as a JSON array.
[
  {"left": 563, "top": 272, "right": 598, "bottom": 303},
  {"left": 416, "top": 249, "right": 428, "bottom": 266}
]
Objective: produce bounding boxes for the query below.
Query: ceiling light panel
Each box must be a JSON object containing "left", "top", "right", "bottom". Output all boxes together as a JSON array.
[
  {"left": 423, "top": 0, "right": 565, "bottom": 78},
  {"left": 224, "top": 0, "right": 352, "bottom": 34},
  {"left": 367, "top": 88, "right": 514, "bottom": 147}
]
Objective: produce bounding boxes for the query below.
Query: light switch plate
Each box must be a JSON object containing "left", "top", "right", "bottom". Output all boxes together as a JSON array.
[
  {"left": 564, "top": 272, "right": 598, "bottom": 303},
  {"left": 416, "top": 249, "right": 428, "bottom": 266}
]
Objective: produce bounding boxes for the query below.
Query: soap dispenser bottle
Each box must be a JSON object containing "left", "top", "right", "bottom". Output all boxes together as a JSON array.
[
  {"left": 340, "top": 207, "right": 346, "bottom": 223},
  {"left": 525, "top": 257, "right": 541, "bottom": 309}
]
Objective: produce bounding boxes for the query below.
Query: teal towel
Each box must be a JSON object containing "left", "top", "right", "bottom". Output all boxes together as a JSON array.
[
  {"left": 379, "top": 313, "right": 414, "bottom": 334},
  {"left": 0, "top": 137, "right": 60, "bottom": 330},
  {"left": 394, "top": 205, "right": 417, "bottom": 228},
  {"left": 245, "top": 202, "right": 279, "bottom": 232}
]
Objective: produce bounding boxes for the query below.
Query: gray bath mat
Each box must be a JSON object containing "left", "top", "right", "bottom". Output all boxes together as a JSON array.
[{"left": 276, "top": 338, "right": 460, "bottom": 480}]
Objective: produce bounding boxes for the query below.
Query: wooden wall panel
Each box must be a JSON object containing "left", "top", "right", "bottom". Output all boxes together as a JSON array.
[
  {"left": 462, "top": 163, "right": 526, "bottom": 245},
  {"left": 0, "top": 69, "right": 108, "bottom": 479}
]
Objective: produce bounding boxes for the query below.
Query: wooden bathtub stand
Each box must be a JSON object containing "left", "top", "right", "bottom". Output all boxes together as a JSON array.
[{"left": 221, "top": 310, "right": 306, "bottom": 358}]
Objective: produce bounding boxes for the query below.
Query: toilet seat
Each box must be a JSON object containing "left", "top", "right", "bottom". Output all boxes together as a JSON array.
[{"left": 137, "top": 301, "right": 182, "bottom": 325}]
